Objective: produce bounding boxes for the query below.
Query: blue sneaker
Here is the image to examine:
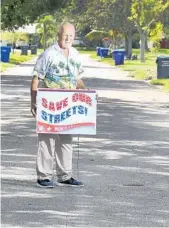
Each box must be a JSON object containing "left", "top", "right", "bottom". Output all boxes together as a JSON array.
[
  {"left": 58, "top": 177, "right": 84, "bottom": 187},
  {"left": 37, "top": 179, "right": 56, "bottom": 188}
]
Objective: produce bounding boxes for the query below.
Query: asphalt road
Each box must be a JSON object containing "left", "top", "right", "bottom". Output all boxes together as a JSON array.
[{"left": 1, "top": 54, "right": 169, "bottom": 228}]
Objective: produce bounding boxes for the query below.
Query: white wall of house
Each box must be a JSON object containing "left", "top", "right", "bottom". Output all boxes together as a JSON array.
[{"left": 16, "top": 24, "right": 37, "bottom": 34}]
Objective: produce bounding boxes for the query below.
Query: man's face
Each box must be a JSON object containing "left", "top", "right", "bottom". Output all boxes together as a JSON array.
[{"left": 58, "top": 25, "right": 75, "bottom": 50}]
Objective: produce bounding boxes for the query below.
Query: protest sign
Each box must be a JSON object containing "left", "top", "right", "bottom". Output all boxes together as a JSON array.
[{"left": 36, "top": 89, "right": 97, "bottom": 135}]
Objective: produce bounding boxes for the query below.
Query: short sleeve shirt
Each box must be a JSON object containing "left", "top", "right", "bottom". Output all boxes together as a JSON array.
[{"left": 32, "top": 43, "right": 84, "bottom": 89}]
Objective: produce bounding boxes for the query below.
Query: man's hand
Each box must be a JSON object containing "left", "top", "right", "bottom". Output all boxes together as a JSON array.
[
  {"left": 30, "top": 77, "right": 39, "bottom": 118},
  {"left": 76, "top": 79, "right": 85, "bottom": 89},
  {"left": 31, "top": 103, "right": 37, "bottom": 117}
]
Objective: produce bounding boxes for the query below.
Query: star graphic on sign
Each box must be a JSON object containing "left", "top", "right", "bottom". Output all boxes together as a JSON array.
[
  {"left": 39, "top": 126, "right": 44, "bottom": 131},
  {"left": 47, "top": 127, "right": 51, "bottom": 131}
]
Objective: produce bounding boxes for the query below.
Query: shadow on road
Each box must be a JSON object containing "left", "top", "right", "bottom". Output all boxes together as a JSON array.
[{"left": 1, "top": 74, "right": 169, "bottom": 227}]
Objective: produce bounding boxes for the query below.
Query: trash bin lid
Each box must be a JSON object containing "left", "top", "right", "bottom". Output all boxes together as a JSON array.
[
  {"left": 156, "top": 55, "right": 169, "bottom": 60},
  {"left": 100, "top": 47, "right": 109, "bottom": 50},
  {"left": 112, "top": 49, "right": 125, "bottom": 53},
  {"left": 156, "top": 55, "right": 169, "bottom": 63},
  {"left": 0, "top": 46, "right": 11, "bottom": 52},
  {"left": 1, "top": 46, "right": 10, "bottom": 49}
]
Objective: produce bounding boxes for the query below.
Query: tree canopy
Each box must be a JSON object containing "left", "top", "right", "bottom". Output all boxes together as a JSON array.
[
  {"left": 36, "top": 15, "right": 58, "bottom": 49},
  {"left": 129, "top": 0, "right": 169, "bottom": 61},
  {"left": 2, "top": 0, "right": 169, "bottom": 62},
  {"left": 1, "top": 0, "right": 66, "bottom": 30}
]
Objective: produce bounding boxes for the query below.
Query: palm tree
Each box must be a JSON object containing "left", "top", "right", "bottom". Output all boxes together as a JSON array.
[{"left": 36, "top": 15, "right": 58, "bottom": 50}]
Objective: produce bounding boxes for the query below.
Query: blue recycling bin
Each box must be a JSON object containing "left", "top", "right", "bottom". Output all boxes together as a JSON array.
[
  {"left": 0, "top": 46, "right": 11, "bottom": 63},
  {"left": 112, "top": 49, "right": 125, "bottom": 65},
  {"left": 96, "top": 47, "right": 101, "bottom": 56},
  {"left": 30, "top": 45, "right": 37, "bottom": 54},
  {"left": 21, "top": 45, "right": 29, "bottom": 55},
  {"left": 100, "top": 48, "right": 109, "bottom": 58}
]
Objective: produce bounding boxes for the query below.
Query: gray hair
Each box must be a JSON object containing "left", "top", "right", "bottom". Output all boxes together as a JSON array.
[{"left": 57, "top": 22, "right": 76, "bottom": 36}]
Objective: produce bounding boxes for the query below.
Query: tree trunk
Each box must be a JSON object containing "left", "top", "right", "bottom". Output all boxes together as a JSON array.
[
  {"left": 125, "top": 34, "right": 128, "bottom": 56},
  {"left": 43, "top": 23, "right": 47, "bottom": 50},
  {"left": 145, "top": 32, "right": 149, "bottom": 51},
  {"left": 140, "top": 33, "right": 145, "bottom": 62},
  {"left": 125, "top": 31, "right": 132, "bottom": 57},
  {"left": 128, "top": 30, "right": 132, "bottom": 57}
]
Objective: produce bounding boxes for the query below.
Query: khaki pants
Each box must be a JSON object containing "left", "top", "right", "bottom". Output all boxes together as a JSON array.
[{"left": 36, "top": 133, "right": 72, "bottom": 182}]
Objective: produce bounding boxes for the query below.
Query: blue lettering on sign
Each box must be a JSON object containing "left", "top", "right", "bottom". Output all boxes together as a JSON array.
[
  {"left": 48, "top": 114, "right": 54, "bottom": 123},
  {"left": 41, "top": 110, "right": 47, "bottom": 121},
  {"left": 78, "top": 105, "right": 84, "bottom": 114},
  {"left": 61, "top": 111, "right": 66, "bottom": 121},
  {"left": 66, "top": 108, "right": 71, "bottom": 118},
  {"left": 72, "top": 106, "right": 77, "bottom": 115},
  {"left": 41, "top": 105, "right": 88, "bottom": 123},
  {"left": 54, "top": 115, "right": 60, "bottom": 123}
]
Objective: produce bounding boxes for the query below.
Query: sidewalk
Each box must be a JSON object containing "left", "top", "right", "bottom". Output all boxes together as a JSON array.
[{"left": 1, "top": 55, "right": 169, "bottom": 228}]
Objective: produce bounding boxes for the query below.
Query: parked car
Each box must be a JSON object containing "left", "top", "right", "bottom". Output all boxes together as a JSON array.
[
  {"left": 15, "top": 41, "right": 29, "bottom": 49},
  {"left": 73, "top": 38, "right": 85, "bottom": 46}
]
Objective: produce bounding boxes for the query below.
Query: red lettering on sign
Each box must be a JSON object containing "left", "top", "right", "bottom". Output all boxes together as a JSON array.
[
  {"left": 72, "top": 93, "right": 92, "bottom": 106},
  {"left": 41, "top": 97, "right": 69, "bottom": 111},
  {"left": 49, "top": 102, "right": 55, "bottom": 111},
  {"left": 42, "top": 98, "right": 48, "bottom": 108},
  {"left": 63, "top": 97, "right": 68, "bottom": 108}
]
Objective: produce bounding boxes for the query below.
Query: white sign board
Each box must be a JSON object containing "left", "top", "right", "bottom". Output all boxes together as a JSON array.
[{"left": 36, "top": 89, "right": 97, "bottom": 135}]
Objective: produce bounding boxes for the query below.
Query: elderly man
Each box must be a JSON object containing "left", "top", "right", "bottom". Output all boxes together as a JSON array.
[{"left": 30, "top": 22, "right": 85, "bottom": 187}]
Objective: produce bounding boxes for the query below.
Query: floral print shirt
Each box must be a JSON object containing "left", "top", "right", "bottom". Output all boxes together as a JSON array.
[{"left": 32, "top": 42, "right": 84, "bottom": 89}]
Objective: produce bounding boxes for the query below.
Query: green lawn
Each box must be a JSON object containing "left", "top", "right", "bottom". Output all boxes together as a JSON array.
[
  {"left": 118, "top": 49, "right": 169, "bottom": 76},
  {"left": 78, "top": 48, "right": 169, "bottom": 92},
  {"left": 150, "top": 79, "right": 169, "bottom": 92}
]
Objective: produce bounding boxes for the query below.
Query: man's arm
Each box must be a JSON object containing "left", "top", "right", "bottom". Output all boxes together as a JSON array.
[{"left": 30, "top": 77, "right": 39, "bottom": 117}]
